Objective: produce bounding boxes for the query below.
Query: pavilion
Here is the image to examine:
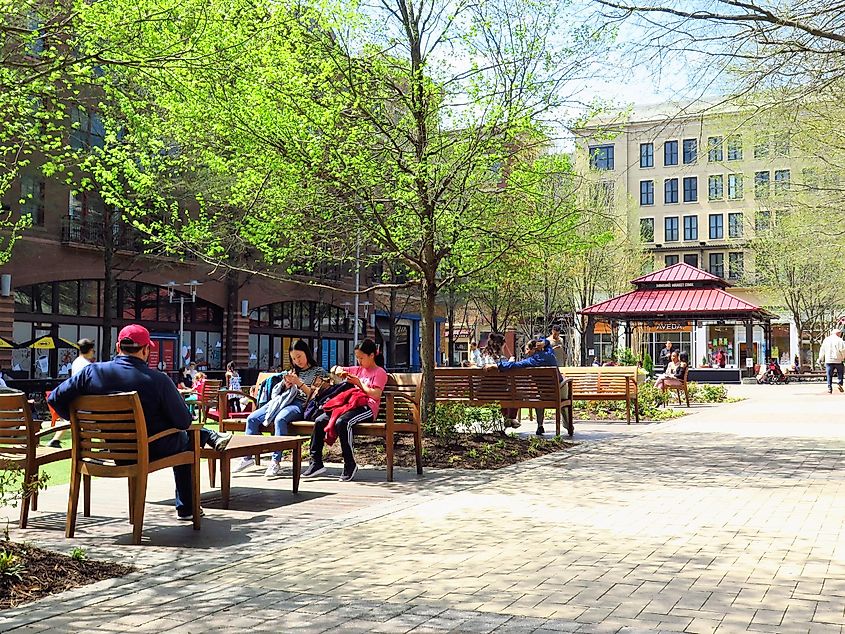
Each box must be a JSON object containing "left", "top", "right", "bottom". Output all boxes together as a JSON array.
[{"left": 580, "top": 263, "right": 775, "bottom": 382}]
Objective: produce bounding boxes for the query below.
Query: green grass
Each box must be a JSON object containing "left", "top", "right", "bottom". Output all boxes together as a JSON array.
[{"left": 36, "top": 420, "right": 222, "bottom": 489}]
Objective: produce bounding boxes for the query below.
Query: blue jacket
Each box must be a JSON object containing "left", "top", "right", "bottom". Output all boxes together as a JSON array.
[
  {"left": 498, "top": 339, "right": 560, "bottom": 372},
  {"left": 48, "top": 355, "right": 192, "bottom": 456}
]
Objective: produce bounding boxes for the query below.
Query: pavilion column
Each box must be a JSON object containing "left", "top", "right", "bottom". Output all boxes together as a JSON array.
[
  {"left": 624, "top": 321, "right": 632, "bottom": 349},
  {"left": 745, "top": 321, "right": 755, "bottom": 377}
]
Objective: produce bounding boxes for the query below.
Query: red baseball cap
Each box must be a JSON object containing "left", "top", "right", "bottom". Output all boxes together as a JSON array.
[{"left": 117, "top": 324, "right": 156, "bottom": 349}]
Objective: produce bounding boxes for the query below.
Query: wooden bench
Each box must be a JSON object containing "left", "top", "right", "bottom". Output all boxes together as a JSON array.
[
  {"left": 559, "top": 366, "right": 640, "bottom": 424},
  {"left": 433, "top": 367, "right": 574, "bottom": 437},
  {"left": 286, "top": 373, "right": 423, "bottom": 482}
]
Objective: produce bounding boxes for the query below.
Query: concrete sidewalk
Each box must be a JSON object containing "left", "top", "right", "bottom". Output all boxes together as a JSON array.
[{"left": 2, "top": 383, "right": 844, "bottom": 633}]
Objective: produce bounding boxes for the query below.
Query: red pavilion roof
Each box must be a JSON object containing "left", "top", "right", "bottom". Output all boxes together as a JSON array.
[
  {"left": 631, "top": 262, "right": 729, "bottom": 287},
  {"left": 582, "top": 287, "right": 765, "bottom": 317}
]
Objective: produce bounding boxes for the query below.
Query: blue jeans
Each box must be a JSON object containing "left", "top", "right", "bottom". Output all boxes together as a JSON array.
[
  {"left": 246, "top": 402, "right": 304, "bottom": 461},
  {"left": 826, "top": 363, "right": 844, "bottom": 390},
  {"left": 150, "top": 431, "right": 193, "bottom": 517}
]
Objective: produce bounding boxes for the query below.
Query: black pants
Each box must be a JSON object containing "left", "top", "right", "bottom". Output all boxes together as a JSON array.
[{"left": 310, "top": 406, "right": 374, "bottom": 469}]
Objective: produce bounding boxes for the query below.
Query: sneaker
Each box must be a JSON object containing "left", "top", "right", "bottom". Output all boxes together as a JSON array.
[
  {"left": 339, "top": 464, "right": 358, "bottom": 482},
  {"left": 213, "top": 432, "right": 233, "bottom": 452},
  {"left": 507, "top": 419, "right": 521, "bottom": 429},
  {"left": 829, "top": 388, "right": 833, "bottom": 394},
  {"left": 264, "top": 460, "right": 283, "bottom": 477},
  {"left": 302, "top": 462, "right": 326, "bottom": 478},
  {"left": 177, "top": 507, "right": 205, "bottom": 521},
  {"left": 47, "top": 439, "right": 62, "bottom": 449},
  {"left": 535, "top": 426, "right": 545, "bottom": 436},
  {"left": 232, "top": 457, "right": 254, "bottom": 473}
]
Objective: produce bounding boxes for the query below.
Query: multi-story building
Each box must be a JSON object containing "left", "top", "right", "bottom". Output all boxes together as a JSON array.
[
  {"left": 574, "top": 102, "right": 805, "bottom": 368},
  {"left": 0, "top": 174, "right": 434, "bottom": 383}
]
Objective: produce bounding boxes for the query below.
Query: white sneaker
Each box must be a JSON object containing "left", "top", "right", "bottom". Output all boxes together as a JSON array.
[
  {"left": 264, "top": 460, "right": 283, "bottom": 477},
  {"left": 232, "top": 457, "right": 254, "bottom": 473}
]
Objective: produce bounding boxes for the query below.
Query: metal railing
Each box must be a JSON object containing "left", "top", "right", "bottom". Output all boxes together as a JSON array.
[{"left": 60, "top": 216, "right": 145, "bottom": 252}]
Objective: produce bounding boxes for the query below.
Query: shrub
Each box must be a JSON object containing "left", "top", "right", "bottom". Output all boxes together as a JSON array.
[
  {"left": 70, "top": 547, "right": 87, "bottom": 562},
  {"left": 642, "top": 352, "right": 654, "bottom": 376},
  {"left": 617, "top": 347, "right": 639, "bottom": 366},
  {"left": 425, "top": 402, "right": 506, "bottom": 438},
  {"left": 0, "top": 550, "right": 24, "bottom": 581}
]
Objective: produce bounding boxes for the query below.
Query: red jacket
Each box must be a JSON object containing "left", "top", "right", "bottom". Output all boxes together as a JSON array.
[{"left": 323, "top": 388, "right": 369, "bottom": 445}]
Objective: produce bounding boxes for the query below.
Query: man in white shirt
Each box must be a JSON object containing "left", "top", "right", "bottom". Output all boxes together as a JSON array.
[
  {"left": 817, "top": 329, "right": 845, "bottom": 394},
  {"left": 48, "top": 338, "right": 97, "bottom": 448}
]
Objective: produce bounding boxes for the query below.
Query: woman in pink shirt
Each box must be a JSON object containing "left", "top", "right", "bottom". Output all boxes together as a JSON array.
[{"left": 302, "top": 339, "right": 388, "bottom": 482}]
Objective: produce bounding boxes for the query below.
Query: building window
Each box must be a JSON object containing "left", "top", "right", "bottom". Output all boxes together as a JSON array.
[
  {"left": 754, "top": 171, "right": 770, "bottom": 199},
  {"left": 589, "top": 145, "right": 614, "bottom": 170},
  {"left": 729, "top": 252, "right": 744, "bottom": 280},
  {"left": 683, "top": 176, "right": 698, "bottom": 202},
  {"left": 683, "top": 139, "right": 697, "bottom": 164},
  {"left": 664, "top": 178, "right": 679, "bottom": 204},
  {"left": 590, "top": 181, "right": 614, "bottom": 210},
  {"left": 773, "top": 134, "right": 790, "bottom": 157},
  {"left": 727, "top": 135, "right": 743, "bottom": 161},
  {"left": 640, "top": 218, "right": 654, "bottom": 242},
  {"left": 684, "top": 254, "right": 699, "bottom": 267},
  {"left": 640, "top": 180, "right": 654, "bottom": 206},
  {"left": 683, "top": 215, "right": 698, "bottom": 241},
  {"left": 802, "top": 167, "right": 818, "bottom": 189},
  {"left": 640, "top": 143, "right": 654, "bottom": 168},
  {"left": 665, "top": 255, "right": 679, "bottom": 266},
  {"left": 754, "top": 133, "right": 769, "bottom": 159},
  {"left": 709, "top": 214, "right": 724, "bottom": 240},
  {"left": 664, "top": 216, "right": 679, "bottom": 242},
  {"left": 774, "top": 169, "right": 791, "bottom": 193},
  {"left": 755, "top": 210, "right": 771, "bottom": 232},
  {"left": 19, "top": 175, "right": 45, "bottom": 226},
  {"left": 708, "top": 174, "right": 724, "bottom": 200},
  {"left": 709, "top": 253, "right": 724, "bottom": 277},
  {"left": 707, "top": 136, "right": 723, "bottom": 162},
  {"left": 664, "top": 140, "right": 679, "bottom": 166},
  {"left": 727, "top": 173, "right": 743, "bottom": 200},
  {"left": 728, "top": 212, "right": 743, "bottom": 238}
]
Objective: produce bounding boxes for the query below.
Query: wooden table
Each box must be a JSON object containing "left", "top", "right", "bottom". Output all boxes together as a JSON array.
[{"left": 201, "top": 435, "right": 306, "bottom": 509}]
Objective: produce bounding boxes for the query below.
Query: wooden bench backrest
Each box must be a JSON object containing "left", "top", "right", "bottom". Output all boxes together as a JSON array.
[
  {"left": 200, "top": 379, "right": 222, "bottom": 399},
  {"left": 434, "top": 367, "right": 562, "bottom": 404},
  {"left": 377, "top": 373, "right": 422, "bottom": 424},
  {"left": 562, "top": 367, "right": 637, "bottom": 396},
  {"left": 0, "top": 393, "right": 34, "bottom": 456},
  {"left": 69, "top": 392, "right": 147, "bottom": 465}
]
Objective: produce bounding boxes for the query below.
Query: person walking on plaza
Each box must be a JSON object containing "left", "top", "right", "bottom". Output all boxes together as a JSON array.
[
  {"left": 48, "top": 338, "right": 96, "bottom": 449},
  {"left": 234, "top": 340, "right": 328, "bottom": 477},
  {"left": 817, "top": 328, "right": 845, "bottom": 393},
  {"left": 548, "top": 325, "right": 566, "bottom": 366},
  {"left": 48, "top": 325, "right": 232, "bottom": 521},
  {"left": 469, "top": 341, "right": 483, "bottom": 367},
  {"left": 303, "top": 338, "right": 387, "bottom": 482}
]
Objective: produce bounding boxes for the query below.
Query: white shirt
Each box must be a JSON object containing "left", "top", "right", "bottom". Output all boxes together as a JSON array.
[
  {"left": 818, "top": 335, "right": 845, "bottom": 364},
  {"left": 71, "top": 355, "right": 92, "bottom": 376}
]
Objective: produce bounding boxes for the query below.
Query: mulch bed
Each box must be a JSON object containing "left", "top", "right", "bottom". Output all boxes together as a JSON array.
[
  {"left": 0, "top": 542, "right": 133, "bottom": 610},
  {"left": 322, "top": 433, "right": 576, "bottom": 470}
]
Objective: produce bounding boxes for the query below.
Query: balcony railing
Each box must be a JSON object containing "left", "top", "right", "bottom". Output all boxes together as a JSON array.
[{"left": 60, "top": 216, "right": 145, "bottom": 252}]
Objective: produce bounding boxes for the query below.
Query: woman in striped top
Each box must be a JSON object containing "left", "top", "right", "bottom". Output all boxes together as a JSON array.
[{"left": 234, "top": 340, "right": 329, "bottom": 476}]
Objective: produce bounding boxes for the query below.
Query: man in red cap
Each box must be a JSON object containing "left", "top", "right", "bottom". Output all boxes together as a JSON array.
[{"left": 49, "top": 324, "right": 231, "bottom": 521}]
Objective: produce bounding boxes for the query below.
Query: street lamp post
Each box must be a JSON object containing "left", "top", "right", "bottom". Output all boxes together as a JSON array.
[{"left": 167, "top": 280, "right": 201, "bottom": 367}]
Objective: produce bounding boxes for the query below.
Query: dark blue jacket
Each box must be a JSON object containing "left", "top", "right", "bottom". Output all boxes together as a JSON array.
[
  {"left": 48, "top": 355, "right": 192, "bottom": 455},
  {"left": 498, "top": 339, "right": 560, "bottom": 374}
]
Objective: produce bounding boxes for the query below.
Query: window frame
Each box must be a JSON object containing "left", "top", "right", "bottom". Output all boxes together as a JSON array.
[
  {"left": 709, "top": 213, "right": 724, "bottom": 240},
  {"left": 754, "top": 170, "right": 770, "bottom": 199},
  {"left": 682, "top": 138, "right": 698, "bottom": 164},
  {"left": 664, "top": 140, "right": 679, "bottom": 166},
  {"left": 774, "top": 169, "right": 791, "bottom": 193},
  {"left": 726, "top": 135, "right": 743, "bottom": 161},
  {"left": 665, "top": 254, "right": 680, "bottom": 266},
  {"left": 727, "top": 173, "right": 743, "bottom": 200},
  {"left": 683, "top": 176, "right": 698, "bottom": 202},
  {"left": 707, "top": 136, "right": 724, "bottom": 162},
  {"left": 664, "top": 216, "right": 679, "bottom": 242},
  {"left": 640, "top": 143, "right": 654, "bottom": 168},
  {"left": 664, "top": 178, "right": 679, "bottom": 204},
  {"left": 639, "top": 180, "right": 655, "bottom": 206},
  {"left": 589, "top": 144, "right": 615, "bottom": 170},
  {"left": 683, "top": 215, "right": 698, "bottom": 241},
  {"left": 728, "top": 252, "right": 744, "bottom": 280},
  {"left": 709, "top": 252, "right": 725, "bottom": 277},
  {"left": 640, "top": 217, "right": 655, "bottom": 243},
  {"left": 728, "top": 212, "right": 744, "bottom": 239},
  {"left": 708, "top": 174, "right": 724, "bottom": 200}
]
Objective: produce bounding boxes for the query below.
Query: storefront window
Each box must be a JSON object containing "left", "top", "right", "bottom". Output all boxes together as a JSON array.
[
  {"left": 771, "top": 324, "right": 791, "bottom": 365},
  {"left": 57, "top": 281, "right": 79, "bottom": 315},
  {"left": 706, "top": 325, "right": 735, "bottom": 367},
  {"left": 80, "top": 280, "right": 98, "bottom": 317}
]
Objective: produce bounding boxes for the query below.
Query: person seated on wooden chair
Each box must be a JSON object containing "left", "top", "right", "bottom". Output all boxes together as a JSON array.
[
  {"left": 47, "top": 324, "right": 232, "bottom": 521},
  {"left": 484, "top": 337, "right": 563, "bottom": 436},
  {"left": 655, "top": 351, "right": 687, "bottom": 403}
]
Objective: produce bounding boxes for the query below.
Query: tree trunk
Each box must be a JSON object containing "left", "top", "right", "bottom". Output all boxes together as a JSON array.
[
  {"left": 447, "top": 285, "right": 455, "bottom": 366},
  {"left": 418, "top": 277, "right": 438, "bottom": 422},
  {"left": 101, "top": 208, "right": 116, "bottom": 362},
  {"left": 581, "top": 315, "right": 595, "bottom": 366}
]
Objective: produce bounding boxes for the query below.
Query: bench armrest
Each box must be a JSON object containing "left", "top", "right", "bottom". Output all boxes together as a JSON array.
[
  {"left": 148, "top": 424, "right": 202, "bottom": 444},
  {"left": 35, "top": 422, "right": 70, "bottom": 438},
  {"left": 386, "top": 392, "right": 421, "bottom": 428}
]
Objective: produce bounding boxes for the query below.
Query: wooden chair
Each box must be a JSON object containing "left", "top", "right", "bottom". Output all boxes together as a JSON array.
[
  {"left": 196, "top": 379, "right": 222, "bottom": 424},
  {"left": 211, "top": 388, "right": 257, "bottom": 433},
  {"left": 66, "top": 392, "right": 201, "bottom": 545},
  {"left": 0, "top": 392, "right": 89, "bottom": 529},
  {"left": 667, "top": 365, "right": 690, "bottom": 407}
]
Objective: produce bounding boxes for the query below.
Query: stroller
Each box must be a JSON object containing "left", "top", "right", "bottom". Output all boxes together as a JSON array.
[{"left": 757, "top": 358, "right": 789, "bottom": 384}]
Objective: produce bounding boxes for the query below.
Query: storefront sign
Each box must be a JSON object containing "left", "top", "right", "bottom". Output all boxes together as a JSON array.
[{"left": 637, "top": 323, "right": 692, "bottom": 333}]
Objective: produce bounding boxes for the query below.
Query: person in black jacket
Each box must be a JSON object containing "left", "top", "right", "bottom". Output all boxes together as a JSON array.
[
  {"left": 658, "top": 340, "right": 675, "bottom": 367},
  {"left": 48, "top": 324, "right": 231, "bottom": 521}
]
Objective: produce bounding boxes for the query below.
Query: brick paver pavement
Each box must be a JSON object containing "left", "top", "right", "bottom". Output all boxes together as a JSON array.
[{"left": 1, "top": 382, "right": 844, "bottom": 633}]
